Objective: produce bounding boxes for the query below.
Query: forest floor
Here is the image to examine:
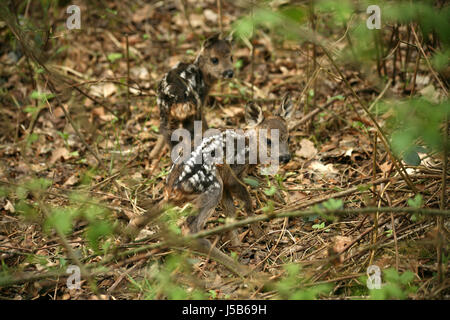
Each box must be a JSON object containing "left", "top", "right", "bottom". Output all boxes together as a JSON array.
[{"left": 0, "top": 1, "right": 448, "bottom": 299}]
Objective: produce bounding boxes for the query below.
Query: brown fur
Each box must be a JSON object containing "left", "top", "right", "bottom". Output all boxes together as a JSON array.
[
  {"left": 128, "top": 95, "right": 294, "bottom": 275},
  {"left": 157, "top": 34, "right": 234, "bottom": 150}
]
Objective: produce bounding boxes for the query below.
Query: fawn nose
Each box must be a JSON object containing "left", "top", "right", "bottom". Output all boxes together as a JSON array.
[
  {"left": 223, "top": 69, "right": 234, "bottom": 79},
  {"left": 280, "top": 154, "right": 291, "bottom": 164}
]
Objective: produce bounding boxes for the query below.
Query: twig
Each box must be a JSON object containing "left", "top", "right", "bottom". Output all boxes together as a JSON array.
[
  {"left": 180, "top": 0, "right": 199, "bottom": 42},
  {"left": 125, "top": 34, "right": 131, "bottom": 118},
  {"left": 107, "top": 260, "right": 143, "bottom": 293},
  {"left": 33, "top": 193, "right": 97, "bottom": 293},
  {"left": 217, "top": 0, "right": 223, "bottom": 34},
  {"left": 437, "top": 110, "right": 448, "bottom": 285},
  {"left": 289, "top": 97, "right": 338, "bottom": 131},
  {"left": 255, "top": 217, "right": 288, "bottom": 271},
  {"left": 410, "top": 25, "right": 448, "bottom": 96},
  {"left": 262, "top": 176, "right": 394, "bottom": 214},
  {"left": 149, "top": 135, "right": 166, "bottom": 159},
  {"left": 369, "top": 132, "right": 379, "bottom": 266},
  {"left": 120, "top": 206, "right": 450, "bottom": 259},
  {"left": 410, "top": 52, "right": 420, "bottom": 97},
  {"left": 392, "top": 25, "right": 399, "bottom": 85},
  {"left": 322, "top": 47, "right": 419, "bottom": 194},
  {"left": 368, "top": 79, "right": 392, "bottom": 111},
  {"left": 47, "top": 82, "right": 105, "bottom": 170}
]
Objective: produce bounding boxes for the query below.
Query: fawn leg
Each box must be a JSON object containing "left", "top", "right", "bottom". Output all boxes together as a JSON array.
[
  {"left": 125, "top": 201, "right": 167, "bottom": 240},
  {"left": 187, "top": 183, "right": 222, "bottom": 234},
  {"left": 221, "top": 188, "right": 241, "bottom": 246},
  {"left": 186, "top": 180, "right": 248, "bottom": 275},
  {"left": 191, "top": 238, "right": 249, "bottom": 276},
  {"left": 232, "top": 183, "right": 264, "bottom": 238},
  {"left": 159, "top": 123, "right": 172, "bottom": 150}
]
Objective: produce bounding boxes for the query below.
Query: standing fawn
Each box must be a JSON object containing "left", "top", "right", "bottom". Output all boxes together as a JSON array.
[
  {"left": 129, "top": 95, "right": 294, "bottom": 275},
  {"left": 157, "top": 34, "right": 234, "bottom": 150}
]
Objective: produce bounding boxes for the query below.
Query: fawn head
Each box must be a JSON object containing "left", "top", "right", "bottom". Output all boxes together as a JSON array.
[
  {"left": 195, "top": 34, "right": 234, "bottom": 83},
  {"left": 245, "top": 94, "right": 294, "bottom": 164}
]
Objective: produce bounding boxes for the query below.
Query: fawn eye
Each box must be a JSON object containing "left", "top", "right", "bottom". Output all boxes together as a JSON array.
[
  {"left": 288, "top": 137, "right": 291, "bottom": 143},
  {"left": 230, "top": 56, "right": 233, "bottom": 62},
  {"left": 211, "top": 57, "right": 219, "bottom": 65}
]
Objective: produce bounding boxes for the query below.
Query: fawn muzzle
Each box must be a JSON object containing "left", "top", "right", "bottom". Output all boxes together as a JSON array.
[
  {"left": 222, "top": 69, "right": 234, "bottom": 79},
  {"left": 279, "top": 154, "right": 291, "bottom": 164}
]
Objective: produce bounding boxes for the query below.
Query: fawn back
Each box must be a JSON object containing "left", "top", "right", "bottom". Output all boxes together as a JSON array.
[
  {"left": 157, "top": 34, "right": 234, "bottom": 149},
  {"left": 166, "top": 94, "right": 294, "bottom": 234},
  {"left": 128, "top": 95, "right": 294, "bottom": 275}
]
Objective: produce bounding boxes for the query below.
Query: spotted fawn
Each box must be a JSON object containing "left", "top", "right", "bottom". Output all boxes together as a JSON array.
[
  {"left": 129, "top": 95, "right": 294, "bottom": 275},
  {"left": 157, "top": 34, "right": 234, "bottom": 150}
]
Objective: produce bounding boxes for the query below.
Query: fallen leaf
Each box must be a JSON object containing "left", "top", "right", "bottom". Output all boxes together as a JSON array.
[
  {"left": 420, "top": 84, "right": 441, "bottom": 103},
  {"left": 204, "top": 9, "right": 218, "bottom": 22},
  {"left": 90, "top": 83, "right": 117, "bottom": 98},
  {"left": 308, "top": 160, "right": 338, "bottom": 177},
  {"left": 222, "top": 106, "right": 244, "bottom": 118},
  {"left": 63, "top": 174, "right": 79, "bottom": 186},
  {"left": 50, "top": 147, "right": 70, "bottom": 164},
  {"left": 329, "top": 236, "right": 352, "bottom": 265},
  {"left": 132, "top": 4, "right": 154, "bottom": 23},
  {"left": 92, "top": 107, "right": 105, "bottom": 117},
  {"left": 296, "top": 139, "right": 317, "bottom": 159},
  {"left": 4, "top": 200, "right": 15, "bottom": 213},
  {"left": 379, "top": 161, "right": 392, "bottom": 173},
  {"left": 288, "top": 190, "right": 307, "bottom": 204},
  {"left": 130, "top": 66, "right": 149, "bottom": 80}
]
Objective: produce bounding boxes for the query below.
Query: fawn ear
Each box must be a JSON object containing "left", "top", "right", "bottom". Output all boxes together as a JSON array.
[
  {"left": 245, "top": 102, "right": 264, "bottom": 126},
  {"left": 203, "top": 33, "right": 221, "bottom": 49},
  {"left": 224, "top": 31, "right": 234, "bottom": 45},
  {"left": 276, "top": 93, "right": 294, "bottom": 120}
]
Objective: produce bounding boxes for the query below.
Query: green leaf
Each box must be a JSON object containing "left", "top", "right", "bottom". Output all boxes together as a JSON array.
[
  {"left": 280, "top": 7, "right": 306, "bottom": 23},
  {"left": 208, "top": 290, "right": 217, "bottom": 299},
  {"left": 264, "top": 185, "right": 277, "bottom": 196},
  {"left": 27, "top": 178, "right": 52, "bottom": 192},
  {"left": 312, "top": 222, "right": 325, "bottom": 229},
  {"left": 304, "top": 214, "right": 319, "bottom": 222},
  {"left": 45, "top": 208, "right": 74, "bottom": 234},
  {"left": 402, "top": 148, "right": 421, "bottom": 166},
  {"left": 234, "top": 59, "right": 244, "bottom": 70},
  {"left": 407, "top": 194, "right": 423, "bottom": 208},
  {"left": 57, "top": 131, "right": 69, "bottom": 141},
  {"left": 431, "top": 48, "right": 450, "bottom": 71},
  {"left": 15, "top": 200, "right": 37, "bottom": 219},
  {"left": 27, "top": 133, "right": 39, "bottom": 145},
  {"left": 322, "top": 198, "right": 343, "bottom": 211},
  {"left": 24, "top": 106, "right": 39, "bottom": 115},
  {"left": 261, "top": 200, "right": 274, "bottom": 214},
  {"left": 328, "top": 94, "right": 345, "bottom": 102},
  {"left": 30, "top": 91, "right": 55, "bottom": 102},
  {"left": 399, "top": 271, "right": 415, "bottom": 285},
  {"left": 284, "top": 263, "right": 300, "bottom": 277},
  {"left": 86, "top": 220, "right": 113, "bottom": 249},
  {"left": 243, "top": 177, "right": 259, "bottom": 187},
  {"left": 107, "top": 53, "right": 123, "bottom": 63},
  {"left": 357, "top": 184, "right": 371, "bottom": 192}
]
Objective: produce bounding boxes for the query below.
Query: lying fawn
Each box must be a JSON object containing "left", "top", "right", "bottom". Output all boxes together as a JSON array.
[
  {"left": 129, "top": 95, "right": 294, "bottom": 275},
  {"left": 157, "top": 33, "right": 234, "bottom": 150}
]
